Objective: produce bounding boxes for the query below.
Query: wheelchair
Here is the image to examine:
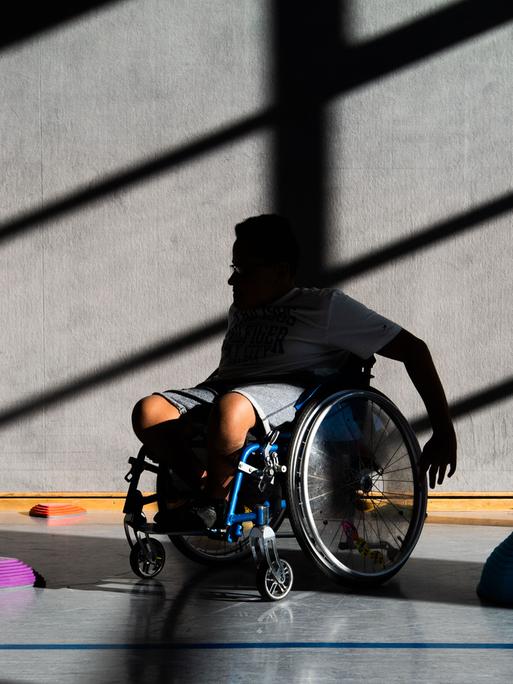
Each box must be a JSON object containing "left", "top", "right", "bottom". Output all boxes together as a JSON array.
[{"left": 123, "top": 357, "right": 427, "bottom": 601}]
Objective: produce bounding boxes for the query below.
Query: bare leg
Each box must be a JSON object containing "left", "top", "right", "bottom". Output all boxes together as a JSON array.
[
  {"left": 205, "top": 392, "right": 257, "bottom": 500},
  {"left": 132, "top": 395, "right": 205, "bottom": 491}
]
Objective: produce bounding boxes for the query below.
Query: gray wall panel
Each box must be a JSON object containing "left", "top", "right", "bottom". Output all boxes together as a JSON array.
[{"left": 1, "top": 1, "right": 511, "bottom": 491}]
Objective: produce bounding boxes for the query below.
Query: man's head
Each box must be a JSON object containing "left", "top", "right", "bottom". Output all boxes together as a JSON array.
[{"left": 228, "top": 214, "right": 300, "bottom": 310}]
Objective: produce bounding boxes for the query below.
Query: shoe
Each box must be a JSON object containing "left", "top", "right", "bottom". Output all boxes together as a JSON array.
[
  {"left": 188, "top": 497, "right": 226, "bottom": 530},
  {"left": 153, "top": 507, "right": 186, "bottom": 533},
  {"left": 153, "top": 498, "right": 226, "bottom": 533}
]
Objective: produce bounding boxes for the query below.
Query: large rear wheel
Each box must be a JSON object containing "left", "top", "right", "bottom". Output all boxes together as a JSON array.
[{"left": 286, "top": 389, "right": 427, "bottom": 585}]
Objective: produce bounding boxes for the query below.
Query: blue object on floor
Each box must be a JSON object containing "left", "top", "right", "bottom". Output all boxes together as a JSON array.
[{"left": 477, "top": 531, "right": 513, "bottom": 606}]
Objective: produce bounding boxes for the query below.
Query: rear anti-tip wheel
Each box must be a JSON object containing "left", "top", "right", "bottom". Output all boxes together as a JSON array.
[
  {"left": 129, "top": 538, "right": 166, "bottom": 579},
  {"left": 256, "top": 559, "right": 293, "bottom": 601}
]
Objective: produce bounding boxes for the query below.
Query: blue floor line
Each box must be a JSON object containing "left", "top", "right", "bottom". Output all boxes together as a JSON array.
[{"left": 1, "top": 642, "right": 513, "bottom": 651}]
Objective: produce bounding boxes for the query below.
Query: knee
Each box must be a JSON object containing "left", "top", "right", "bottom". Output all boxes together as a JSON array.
[
  {"left": 208, "top": 392, "right": 256, "bottom": 454},
  {"left": 132, "top": 395, "right": 180, "bottom": 437}
]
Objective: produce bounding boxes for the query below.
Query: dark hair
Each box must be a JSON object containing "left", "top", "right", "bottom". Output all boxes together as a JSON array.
[{"left": 234, "top": 214, "right": 300, "bottom": 275}]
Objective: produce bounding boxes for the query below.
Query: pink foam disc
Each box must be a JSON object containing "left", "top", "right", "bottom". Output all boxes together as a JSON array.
[{"left": 0, "top": 557, "right": 36, "bottom": 589}]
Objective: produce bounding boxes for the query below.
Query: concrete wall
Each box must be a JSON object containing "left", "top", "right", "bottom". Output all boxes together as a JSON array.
[{"left": 0, "top": 0, "right": 511, "bottom": 492}]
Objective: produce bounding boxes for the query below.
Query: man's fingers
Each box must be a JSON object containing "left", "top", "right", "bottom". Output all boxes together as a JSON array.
[
  {"left": 437, "top": 463, "right": 447, "bottom": 486},
  {"left": 420, "top": 433, "right": 457, "bottom": 487}
]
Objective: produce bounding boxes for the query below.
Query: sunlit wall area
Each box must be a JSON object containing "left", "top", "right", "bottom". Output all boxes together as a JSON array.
[
  {"left": 326, "top": 1, "right": 513, "bottom": 490},
  {"left": 0, "top": 0, "right": 272, "bottom": 490},
  {"left": 0, "top": 1, "right": 511, "bottom": 493}
]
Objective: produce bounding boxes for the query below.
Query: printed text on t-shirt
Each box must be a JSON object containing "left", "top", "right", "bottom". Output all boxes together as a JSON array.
[{"left": 221, "top": 307, "right": 297, "bottom": 364}]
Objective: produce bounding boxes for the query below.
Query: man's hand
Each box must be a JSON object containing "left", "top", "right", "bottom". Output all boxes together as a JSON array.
[
  {"left": 377, "top": 330, "right": 458, "bottom": 489},
  {"left": 419, "top": 430, "right": 457, "bottom": 489}
]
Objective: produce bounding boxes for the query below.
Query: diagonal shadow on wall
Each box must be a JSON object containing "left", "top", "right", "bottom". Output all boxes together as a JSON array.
[
  {"left": 0, "top": 318, "right": 227, "bottom": 427},
  {"left": 1, "top": 325, "right": 512, "bottom": 430},
  {"left": 1, "top": 179, "right": 512, "bottom": 429},
  {"left": 321, "top": 191, "right": 513, "bottom": 285},
  {"left": 1, "top": 0, "right": 513, "bottom": 432},
  {"left": 412, "top": 376, "right": 513, "bottom": 434},
  {"left": 312, "top": 0, "right": 513, "bottom": 101},
  {"left": 272, "top": 0, "right": 344, "bottom": 286},
  {"left": 0, "top": 111, "right": 274, "bottom": 246},
  {"left": 2, "top": 0, "right": 513, "bottom": 247},
  {"left": 0, "top": 1, "right": 122, "bottom": 50}
]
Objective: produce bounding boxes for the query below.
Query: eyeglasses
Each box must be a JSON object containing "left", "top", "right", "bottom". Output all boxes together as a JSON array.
[{"left": 229, "top": 262, "right": 268, "bottom": 277}]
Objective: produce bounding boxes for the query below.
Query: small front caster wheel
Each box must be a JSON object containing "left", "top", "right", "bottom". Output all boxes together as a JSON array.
[
  {"left": 256, "top": 559, "right": 293, "bottom": 601},
  {"left": 129, "top": 538, "right": 165, "bottom": 579}
]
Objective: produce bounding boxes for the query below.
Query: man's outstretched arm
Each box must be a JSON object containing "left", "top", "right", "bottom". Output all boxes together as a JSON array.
[{"left": 376, "top": 329, "right": 457, "bottom": 489}]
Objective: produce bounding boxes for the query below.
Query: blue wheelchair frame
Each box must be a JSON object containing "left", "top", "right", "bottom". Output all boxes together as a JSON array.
[
  {"left": 123, "top": 409, "right": 295, "bottom": 597},
  {"left": 225, "top": 442, "right": 283, "bottom": 538}
]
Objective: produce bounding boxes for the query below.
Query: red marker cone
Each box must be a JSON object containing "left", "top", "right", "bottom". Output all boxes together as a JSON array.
[{"left": 29, "top": 502, "right": 86, "bottom": 518}]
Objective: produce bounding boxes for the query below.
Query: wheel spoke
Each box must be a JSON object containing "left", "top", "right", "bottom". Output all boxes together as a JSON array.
[
  {"left": 378, "top": 465, "right": 414, "bottom": 476},
  {"left": 307, "top": 488, "right": 338, "bottom": 503},
  {"left": 329, "top": 522, "right": 343, "bottom": 549},
  {"left": 378, "top": 438, "right": 406, "bottom": 472},
  {"left": 369, "top": 404, "right": 391, "bottom": 458},
  {"left": 379, "top": 452, "right": 409, "bottom": 474},
  {"left": 368, "top": 496, "right": 403, "bottom": 553},
  {"left": 370, "top": 486, "right": 414, "bottom": 536}
]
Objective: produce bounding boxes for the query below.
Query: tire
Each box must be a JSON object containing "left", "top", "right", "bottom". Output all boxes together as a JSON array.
[
  {"left": 286, "top": 389, "right": 427, "bottom": 586},
  {"left": 256, "top": 559, "right": 294, "bottom": 601},
  {"left": 129, "top": 538, "right": 166, "bottom": 579}
]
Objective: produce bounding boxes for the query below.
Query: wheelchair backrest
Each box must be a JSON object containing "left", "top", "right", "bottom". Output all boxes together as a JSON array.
[{"left": 293, "top": 353, "right": 375, "bottom": 412}]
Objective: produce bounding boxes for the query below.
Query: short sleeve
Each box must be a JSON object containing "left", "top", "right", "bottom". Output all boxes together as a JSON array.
[{"left": 327, "top": 290, "right": 402, "bottom": 359}]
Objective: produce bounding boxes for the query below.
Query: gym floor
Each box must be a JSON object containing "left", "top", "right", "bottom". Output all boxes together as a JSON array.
[{"left": 1, "top": 510, "right": 512, "bottom": 683}]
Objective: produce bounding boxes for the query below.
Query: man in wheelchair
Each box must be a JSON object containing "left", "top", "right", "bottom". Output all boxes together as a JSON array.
[{"left": 132, "top": 214, "right": 457, "bottom": 533}]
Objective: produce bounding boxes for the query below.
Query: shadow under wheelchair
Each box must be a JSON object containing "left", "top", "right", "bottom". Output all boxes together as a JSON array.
[
  {"left": 0, "top": 525, "right": 494, "bottom": 608},
  {"left": 197, "top": 548, "right": 488, "bottom": 607}
]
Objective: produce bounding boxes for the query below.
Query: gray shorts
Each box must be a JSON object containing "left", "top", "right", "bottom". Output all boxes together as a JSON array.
[{"left": 154, "top": 381, "right": 308, "bottom": 436}]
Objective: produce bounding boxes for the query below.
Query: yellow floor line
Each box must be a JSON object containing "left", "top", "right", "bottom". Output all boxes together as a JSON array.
[{"left": 1, "top": 493, "right": 513, "bottom": 524}]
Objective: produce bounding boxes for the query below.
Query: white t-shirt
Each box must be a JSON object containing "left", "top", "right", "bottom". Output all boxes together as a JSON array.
[{"left": 213, "top": 287, "right": 401, "bottom": 382}]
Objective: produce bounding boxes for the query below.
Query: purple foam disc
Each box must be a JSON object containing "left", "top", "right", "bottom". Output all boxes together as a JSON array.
[{"left": 0, "top": 557, "right": 36, "bottom": 589}]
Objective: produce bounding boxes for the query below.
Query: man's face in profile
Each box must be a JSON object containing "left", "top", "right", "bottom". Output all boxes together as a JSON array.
[{"left": 228, "top": 239, "right": 293, "bottom": 310}]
